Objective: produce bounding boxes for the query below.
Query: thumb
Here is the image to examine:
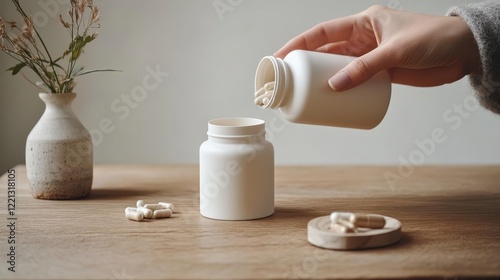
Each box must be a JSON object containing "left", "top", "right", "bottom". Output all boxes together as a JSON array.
[{"left": 328, "top": 46, "right": 395, "bottom": 91}]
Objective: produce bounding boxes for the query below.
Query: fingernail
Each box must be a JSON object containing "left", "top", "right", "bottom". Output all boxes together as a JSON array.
[{"left": 328, "top": 71, "right": 352, "bottom": 91}]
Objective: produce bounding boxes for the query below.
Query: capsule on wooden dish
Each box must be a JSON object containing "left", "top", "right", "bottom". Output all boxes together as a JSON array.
[{"left": 350, "top": 214, "right": 386, "bottom": 229}]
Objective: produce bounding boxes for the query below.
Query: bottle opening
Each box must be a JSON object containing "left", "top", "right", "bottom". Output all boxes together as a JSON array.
[
  {"left": 255, "top": 56, "right": 279, "bottom": 109},
  {"left": 208, "top": 117, "right": 265, "bottom": 137},
  {"left": 209, "top": 117, "right": 264, "bottom": 127}
]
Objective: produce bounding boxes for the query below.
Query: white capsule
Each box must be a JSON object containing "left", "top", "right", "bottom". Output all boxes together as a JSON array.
[
  {"left": 350, "top": 214, "right": 386, "bottom": 229},
  {"left": 254, "top": 86, "right": 266, "bottom": 97},
  {"left": 254, "top": 91, "right": 273, "bottom": 106},
  {"left": 338, "top": 219, "right": 357, "bottom": 231},
  {"left": 329, "top": 220, "right": 356, "bottom": 233},
  {"left": 254, "top": 93, "right": 266, "bottom": 105},
  {"left": 158, "top": 202, "right": 174, "bottom": 212},
  {"left": 144, "top": 204, "right": 164, "bottom": 211},
  {"left": 262, "top": 97, "right": 270, "bottom": 106},
  {"left": 137, "top": 207, "right": 153, "bottom": 219},
  {"left": 153, "top": 209, "right": 172, "bottom": 219},
  {"left": 124, "top": 207, "right": 137, "bottom": 213},
  {"left": 264, "top": 81, "right": 275, "bottom": 91},
  {"left": 126, "top": 211, "right": 144, "bottom": 222},
  {"left": 330, "top": 211, "right": 354, "bottom": 223},
  {"left": 136, "top": 200, "right": 145, "bottom": 208},
  {"left": 264, "top": 91, "right": 273, "bottom": 98}
]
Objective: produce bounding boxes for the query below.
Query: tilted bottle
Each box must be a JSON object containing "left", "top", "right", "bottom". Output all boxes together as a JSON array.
[{"left": 254, "top": 50, "right": 391, "bottom": 129}]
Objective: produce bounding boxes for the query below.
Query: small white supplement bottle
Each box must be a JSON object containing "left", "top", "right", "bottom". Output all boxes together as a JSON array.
[
  {"left": 255, "top": 50, "right": 391, "bottom": 129},
  {"left": 199, "top": 117, "right": 274, "bottom": 220}
]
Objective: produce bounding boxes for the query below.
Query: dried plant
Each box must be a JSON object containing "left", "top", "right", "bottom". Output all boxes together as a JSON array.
[{"left": 0, "top": 0, "right": 117, "bottom": 93}]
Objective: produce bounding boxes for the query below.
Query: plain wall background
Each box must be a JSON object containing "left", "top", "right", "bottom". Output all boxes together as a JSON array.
[{"left": 1, "top": 0, "right": 499, "bottom": 173}]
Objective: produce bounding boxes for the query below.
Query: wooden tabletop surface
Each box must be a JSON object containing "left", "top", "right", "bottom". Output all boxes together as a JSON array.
[{"left": 0, "top": 165, "right": 499, "bottom": 279}]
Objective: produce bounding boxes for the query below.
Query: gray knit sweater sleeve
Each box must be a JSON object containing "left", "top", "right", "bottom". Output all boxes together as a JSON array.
[{"left": 447, "top": 1, "right": 500, "bottom": 114}]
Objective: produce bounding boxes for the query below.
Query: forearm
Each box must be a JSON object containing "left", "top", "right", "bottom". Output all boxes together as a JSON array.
[{"left": 447, "top": 0, "right": 500, "bottom": 114}]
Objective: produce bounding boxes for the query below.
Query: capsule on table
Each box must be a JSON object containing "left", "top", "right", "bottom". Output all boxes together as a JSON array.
[
  {"left": 136, "top": 200, "right": 145, "bottom": 208},
  {"left": 124, "top": 207, "right": 137, "bottom": 213},
  {"left": 350, "top": 214, "right": 386, "bottom": 229},
  {"left": 158, "top": 202, "right": 175, "bottom": 212},
  {"left": 126, "top": 211, "right": 144, "bottom": 222},
  {"left": 144, "top": 204, "right": 164, "bottom": 211},
  {"left": 153, "top": 209, "right": 172, "bottom": 219},
  {"left": 137, "top": 207, "right": 153, "bottom": 219}
]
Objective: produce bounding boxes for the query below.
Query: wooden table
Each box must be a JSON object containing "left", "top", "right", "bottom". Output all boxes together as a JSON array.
[{"left": 1, "top": 165, "right": 499, "bottom": 279}]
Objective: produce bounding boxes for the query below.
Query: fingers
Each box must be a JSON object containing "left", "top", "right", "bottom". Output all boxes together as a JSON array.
[
  {"left": 328, "top": 44, "right": 397, "bottom": 91},
  {"left": 274, "top": 15, "right": 357, "bottom": 59},
  {"left": 315, "top": 41, "right": 374, "bottom": 57},
  {"left": 327, "top": 44, "right": 469, "bottom": 90}
]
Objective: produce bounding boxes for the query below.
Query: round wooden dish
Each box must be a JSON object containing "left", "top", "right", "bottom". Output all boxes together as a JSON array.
[{"left": 307, "top": 215, "right": 402, "bottom": 250}]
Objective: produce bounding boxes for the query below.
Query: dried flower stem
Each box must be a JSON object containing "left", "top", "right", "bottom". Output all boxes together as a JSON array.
[
  {"left": 11, "top": 0, "right": 61, "bottom": 90},
  {"left": 0, "top": 0, "right": 116, "bottom": 93}
]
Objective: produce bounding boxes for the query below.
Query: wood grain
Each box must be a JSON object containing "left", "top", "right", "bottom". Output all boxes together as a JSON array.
[{"left": 0, "top": 165, "right": 499, "bottom": 279}]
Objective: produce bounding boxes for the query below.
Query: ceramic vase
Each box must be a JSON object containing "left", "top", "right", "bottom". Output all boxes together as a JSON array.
[{"left": 26, "top": 93, "right": 93, "bottom": 199}]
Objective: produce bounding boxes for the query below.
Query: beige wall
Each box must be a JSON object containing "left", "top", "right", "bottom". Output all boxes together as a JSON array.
[{"left": 1, "top": 0, "right": 498, "bottom": 174}]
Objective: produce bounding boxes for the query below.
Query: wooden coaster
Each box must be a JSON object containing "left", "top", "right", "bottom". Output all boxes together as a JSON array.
[{"left": 307, "top": 215, "right": 402, "bottom": 250}]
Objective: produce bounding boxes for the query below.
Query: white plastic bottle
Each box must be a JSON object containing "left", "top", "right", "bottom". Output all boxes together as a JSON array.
[
  {"left": 254, "top": 50, "right": 391, "bottom": 129},
  {"left": 199, "top": 117, "right": 274, "bottom": 220}
]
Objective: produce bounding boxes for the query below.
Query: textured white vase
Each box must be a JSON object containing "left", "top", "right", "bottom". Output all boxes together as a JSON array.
[{"left": 26, "top": 93, "right": 93, "bottom": 199}]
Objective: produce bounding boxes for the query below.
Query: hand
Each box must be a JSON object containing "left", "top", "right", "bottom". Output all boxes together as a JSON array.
[{"left": 274, "top": 5, "right": 481, "bottom": 91}]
